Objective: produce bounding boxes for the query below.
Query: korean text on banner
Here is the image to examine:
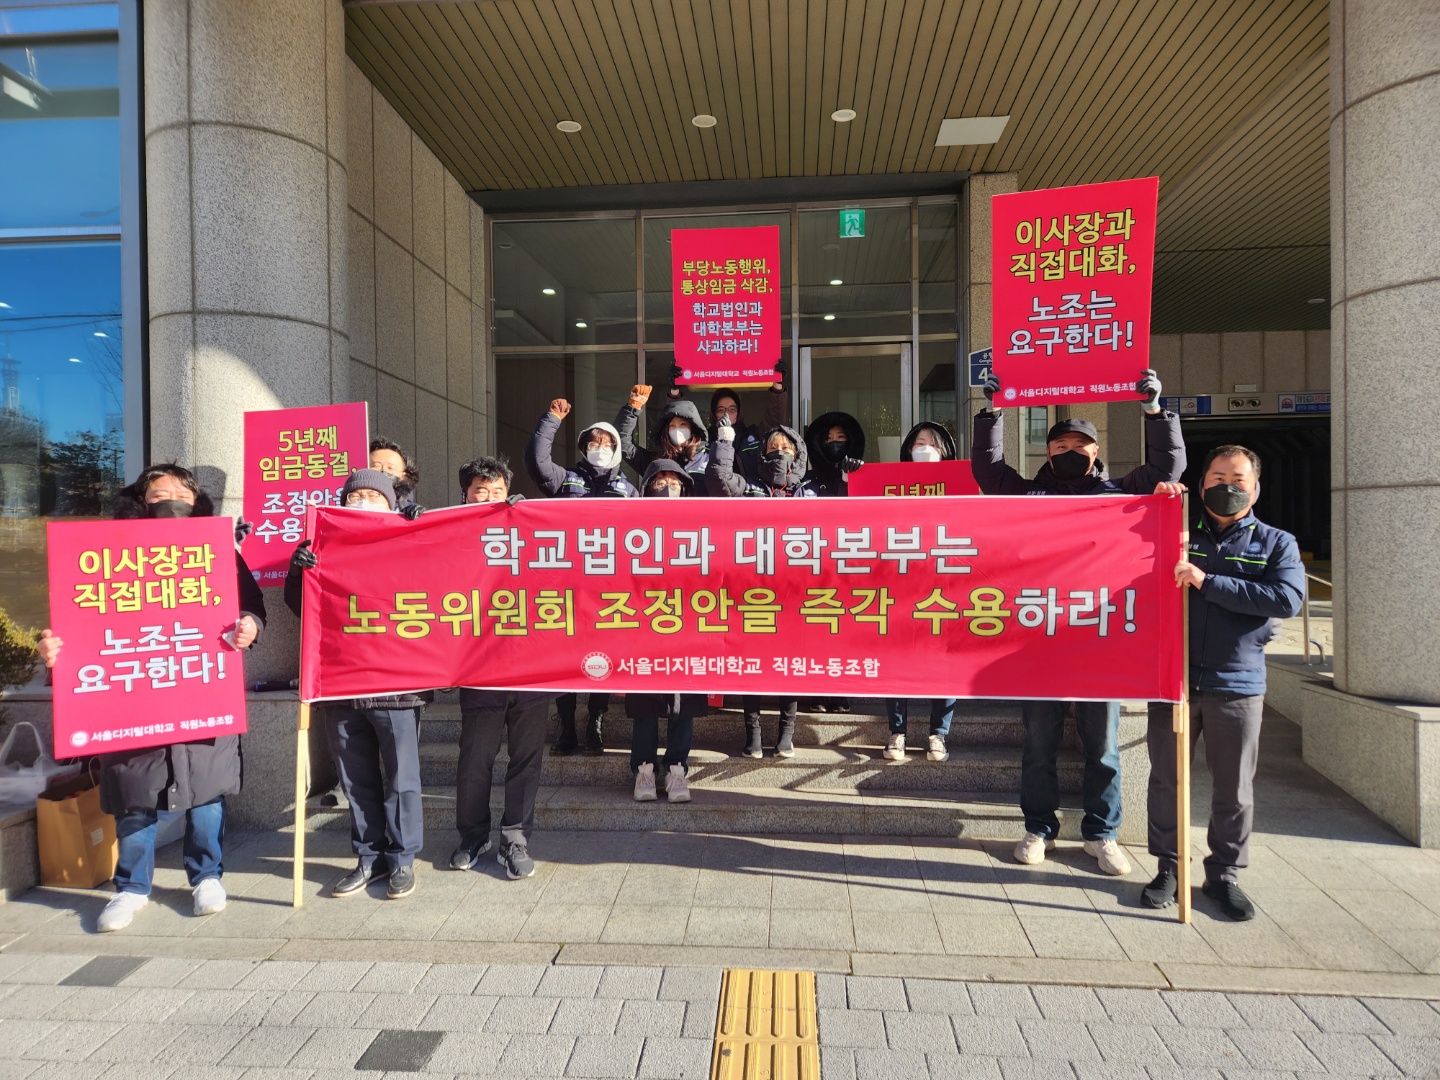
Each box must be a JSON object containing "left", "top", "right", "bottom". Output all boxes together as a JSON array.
[
  {"left": 991, "top": 177, "right": 1158, "bottom": 407},
  {"left": 671, "top": 225, "right": 781, "bottom": 387},
  {"left": 300, "top": 496, "right": 1184, "bottom": 704},
  {"left": 46, "top": 517, "right": 247, "bottom": 757},
  {"left": 847, "top": 461, "right": 980, "bottom": 498},
  {"left": 242, "top": 402, "right": 369, "bottom": 585}
]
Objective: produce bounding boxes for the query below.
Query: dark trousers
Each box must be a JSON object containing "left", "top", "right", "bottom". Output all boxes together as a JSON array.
[
  {"left": 628, "top": 694, "right": 701, "bottom": 774},
  {"left": 456, "top": 698, "right": 548, "bottom": 848},
  {"left": 886, "top": 698, "right": 957, "bottom": 736},
  {"left": 1020, "top": 700, "right": 1122, "bottom": 841},
  {"left": 556, "top": 692, "right": 611, "bottom": 724},
  {"left": 326, "top": 706, "right": 423, "bottom": 869},
  {"left": 742, "top": 696, "right": 798, "bottom": 731},
  {"left": 1147, "top": 691, "right": 1264, "bottom": 884}
]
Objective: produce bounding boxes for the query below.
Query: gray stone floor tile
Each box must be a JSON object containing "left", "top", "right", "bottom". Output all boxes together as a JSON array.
[
  {"left": 178, "top": 961, "right": 263, "bottom": 990},
  {"left": 953, "top": 1017, "right": 1030, "bottom": 1058},
  {"left": 20, "top": 1020, "right": 125, "bottom": 1062},
  {"left": 0, "top": 985, "right": 78, "bottom": 1019},
  {"left": 1095, "top": 989, "right": 1178, "bottom": 1027},
  {"left": 563, "top": 1034, "right": 645, "bottom": 1077},
  {"left": 291, "top": 961, "right": 374, "bottom": 993},
  {"left": 1033, "top": 986, "right": 1107, "bottom": 1021},
  {"left": 1369, "top": 1033, "right": 1440, "bottom": 1075},
  {"left": 85, "top": 1021, "right": 181, "bottom": 1062},
  {"left": 41, "top": 986, "right": 136, "bottom": 1021},
  {"left": 535, "top": 965, "right": 603, "bottom": 999},
  {"left": 352, "top": 992, "right": 440, "bottom": 1030},
  {"left": 117, "top": 957, "right": 205, "bottom": 988},
  {"left": 847, "top": 975, "right": 910, "bottom": 1011},
  {"left": 1144, "top": 1069, "right": 1223, "bottom": 1080},
  {"left": 1086, "top": 1023, "right": 1174, "bottom": 1065},
  {"left": 473, "top": 963, "right": 549, "bottom": 997},
  {"left": 656, "top": 966, "right": 720, "bottom": 1004},
  {"left": 413, "top": 963, "right": 488, "bottom": 996},
  {"left": 636, "top": 1036, "right": 713, "bottom": 1079},
  {"left": 1293, "top": 995, "right": 1390, "bottom": 1034},
  {"left": 1163, "top": 992, "right": 1248, "bottom": 1029},
  {"left": 218, "top": 1026, "right": 317, "bottom": 1068},
  {"left": 96, "top": 1065, "right": 178, "bottom": 1080},
  {"left": 1362, "top": 998, "right": 1440, "bottom": 1036},
  {"left": 486, "top": 995, "right": 562, "bottom": 1035},
  {"left": 1020, "top": 1019, "right": 1102, "bottom": 1061},
  {"left": 352, "top": 962, "right": 431, "bottom": 994},
  {"left": 4, "top": 955, "right": 90, "bottom": 985},
  {"left": 549, "top": 997, "right": 623, "bottom": 1036},
  {"left": 420, "top": 993, "right": 500, "bottom": 1031},
  {"left": 901, "top": 979, "right": 973, "bottom": 1016},
  {"left": 883, "top": 1010, "right": 959, "bottom": 1053},
  {"left": 1295, "top": 1031, "right": 1400, "bottom": 1074},
  {"left": 970, "top": 983, "right": 1043, "bottom": 1019},
  {"left": 594, "top": 966, "right": 664, "bottom": 1000},
  {"left": 59, "top": 956, "right": 148, "bottom": 987},
  {"left": 996, "top": 1058, "right": 1079, "bottom": 1080},
  {"left": 926, "top": 1055, "right": 1004, "bottom": 1080},
  {"left": 679, "top": 1000, "right": 717, "bottom": 1040},
  {"left": 1225, "top": 1029, "right": 1324, "bottom": 1072},
  {"left": 294, "top": 990, "right": 377, "bottom": 1027},
  {"left": 769, "top": 907, "right": 854, "bottom": 950},
  {"left": 1222, "top": 996, "right": 1316, "bottom": 1032},
  {"left": 287, "top": 1026, "right": 380, "bottom": 1069},
  {"left": 616, "top": 999, "right": 685, "bottom": 1037},
  {"left": 818, "top": 1007, "right": 888, "bottom": 1048},
  {"left": 1071, "top": 1064, "right": 1149, "bottom": 1080},
  {"left": 1155, "top": 1028, "right": 1248, "bottom": 1070},
  {"left": 852, "top": 1048, "right": 930, "bottom": 1080},
  {"left": 158, "top": 1024, "right": 249, "bottom": 1065},
  {"left": 816, "top": 972, "right": 847, "bottom": 1010},
  {"left": 419, "top": 1031, "right": 509, "bottom": 1073},
  {"left": 233, "top": 962, "right": 317, "bottom": 991},
  {"left": 494, "top": 1032, "right": 576, "bottom": 1077},
  {"left": 252, "top": 990, "right": 315, "bottom": 1028}
]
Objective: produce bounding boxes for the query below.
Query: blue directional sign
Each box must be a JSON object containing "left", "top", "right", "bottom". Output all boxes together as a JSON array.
[{"left": 968, "top": 348, "right": 992, "bottom": 388}]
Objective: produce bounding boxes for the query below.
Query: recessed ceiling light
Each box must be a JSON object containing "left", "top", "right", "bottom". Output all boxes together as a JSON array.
[
  {"left": 935, "top": 115, "right": 1010, "bottom": 146},
  {"left": 829, "top": 279, "right": 843, "bottom": 286},
  {"left": 575, "top": 321, "right": 588, "bottom": 329},
  {"left": 555, "top": 120, "right": 582, "bottom": 134},
  {"left": 822, "top": 243, "right": 839, "bottom": 252},
  {"left": 831, "top": 108, "right": 857, "bottom": 123},
  {"left": 542, "top": 287, "right": 557, "bottom": 296},
  {"left": 823, "top": 314, "right": 836, "bottom": 322},
  {"left": 67, "top": 357, "right": 81, "bottom": 363},
  {"left": 691, "top": 114, "right": 718, "bottom": 128},
  {"left": 93, "top": 331, "right": 107, "bottom": 337},
  {"left": 1307, "top": 297, "right": 1326, "bottom": 305},
  {"left": 497, "top": 241, "right": 514, "bottom": 250}
]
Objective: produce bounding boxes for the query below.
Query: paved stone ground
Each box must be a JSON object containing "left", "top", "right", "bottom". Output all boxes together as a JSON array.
[{"left": 0, "top": 953, "right": 1434, "bottom": 1078}]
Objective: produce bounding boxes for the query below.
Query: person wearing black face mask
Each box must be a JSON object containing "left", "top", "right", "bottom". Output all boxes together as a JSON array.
[
  {"left": 1141, "top": 445, "right": 1303, "bottom": 921},
  {"left": 971, "top": 369, "right": 1185, "bottom": 880}
]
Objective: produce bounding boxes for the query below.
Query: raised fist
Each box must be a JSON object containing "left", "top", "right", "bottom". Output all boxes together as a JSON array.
[
  {"left": 982, "top": 373, "right": 1001, "bottom": 404},
  {"left": 629, "top": 384, "right": 652, "bottom": 409},
  {"left": 715, "top": 414, "right": 735, "bottom": 442},
  {"left": 548, "top": 398, "right": 572, "bottom": 420}
]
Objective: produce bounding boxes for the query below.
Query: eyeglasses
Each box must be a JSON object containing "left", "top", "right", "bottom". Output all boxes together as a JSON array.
[{"left": 345, "top": 491, "right": 389, "bottom": 507}]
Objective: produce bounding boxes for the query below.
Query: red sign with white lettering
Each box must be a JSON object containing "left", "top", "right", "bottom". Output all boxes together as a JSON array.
[
  {"left": 991, "top": 177, "right": 1158, "bottom": 406},
  {"left": 671, "top": 226, "right": 781, "bottom": 388},
  {"left": 846, "top": 461, "right": 981, "bottom": 498}
]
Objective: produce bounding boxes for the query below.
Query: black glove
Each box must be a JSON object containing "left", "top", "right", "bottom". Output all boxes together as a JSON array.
[
  {"left": 773, "top": 358, "right": 788, "bottom": 379},
  {"left": 289, "top": 539, "right": 317, "bottom": 572},
  {"left": 400, "top": 503, "right": 425, "bottom": 521},
  {"left": 507, "top": 493, "right": 527, "bottom": 505},
  {"left": 841, "top": 456, "right": 865, "bottom": 473},
  {"left": 982, "top": 373, "right": 1000, "bottom": 404},
  {"left": 1136, "top": 368, "right": 1162, "bottom": 413},
  {"left": 667, "top": 363, "right": 684, "bottom": 399},
  {"left": 234, "top": 518, "right": 254, "bottom": 545}
]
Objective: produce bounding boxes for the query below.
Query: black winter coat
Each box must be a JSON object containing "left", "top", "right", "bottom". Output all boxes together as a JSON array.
[
  {"left": 970, "top": 408, "right": 1185, "bottom": 496},
  {"left": 99, "top": 551, "right": 267, "bottom": 816}
]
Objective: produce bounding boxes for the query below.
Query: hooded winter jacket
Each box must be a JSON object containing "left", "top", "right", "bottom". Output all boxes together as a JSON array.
[
  {"left": 706, "top": 386, "right": 790, "bottom": 480},
  {"left": 525, "top": 412, "right": 637, "bottom": 499},
  {"left": 614, "top": 399, "right": 711, "bottom": 495},
  {"left": 707, "top": 424, "right": 816, "bottom": 498},
  {"left": 970, "top": 408, "right": 1184, "bottom": 496},
  {"left": 640, "top": 457, "right": 696, "bottom": 496},
  {"left": 804, "top": 411, "right": 866, "bottom": 496},
  {"left": 900, "top": 421, "right": 958, "bottom": 462},
  {"left": 99, "top": 488, "right": 267, "bottom": 816}
]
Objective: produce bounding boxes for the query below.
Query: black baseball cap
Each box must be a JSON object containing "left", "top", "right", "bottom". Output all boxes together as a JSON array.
[{"left": 1045, "top": 418, "right": 1098, "bottom": 444}]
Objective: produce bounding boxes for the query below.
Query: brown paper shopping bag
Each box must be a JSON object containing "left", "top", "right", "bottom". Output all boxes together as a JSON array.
[{"left": 37, "top": 767, "right": 117, "bottom": 888}]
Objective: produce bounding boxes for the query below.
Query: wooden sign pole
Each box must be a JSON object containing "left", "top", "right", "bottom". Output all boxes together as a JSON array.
[{"left": 1174, "top": 493, "right": 1192, "bottom": 924}]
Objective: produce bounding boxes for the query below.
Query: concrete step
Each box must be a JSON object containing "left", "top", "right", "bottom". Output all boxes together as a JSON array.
[
  {"left": 415, "top": 741, "right": 1082, "bottom": 794},
  {"left": 302, "top": 784, "right": 1086, "bottom": 841}
]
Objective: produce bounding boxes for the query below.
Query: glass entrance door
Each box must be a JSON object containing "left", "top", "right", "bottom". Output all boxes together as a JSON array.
[{"left": 798, "top": 343, "right": 913, "bottom": 462}]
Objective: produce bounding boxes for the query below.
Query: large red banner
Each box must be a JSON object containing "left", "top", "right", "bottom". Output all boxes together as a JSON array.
[
  {"left": 671, "top": 226, "right": 781, "bottom": 388},
  {"left": 991, "top": 177, "right": 1158, "bottom": 407},
  {"left": 46, "top": 517, "right": 248, "bottom": 756},
  {"left": 847, "top": 461, "right": 980, "bottom": 498},
  {"left": 299, "top": 497, "right": 1183, "bottom": 704},
  {"left": 242, "top": 403, "right": 369, "bottom": 586}
]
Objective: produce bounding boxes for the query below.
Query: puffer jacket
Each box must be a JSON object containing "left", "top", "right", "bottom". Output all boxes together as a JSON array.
[
  {"left": 804, "top": 411, "right": 866, "bottom": 496},
  {"left": 707, "top": 425, "right": 817, "bottom": 498},
  {"left": 970, "top": 408, "right": 1184, "bottom": 496},
  {"left": 900, "top": 421, "right": 958, "bottom": 461},
  {"left": 525, "top": 413, "right": 637, "bottom": 498},
  {"left": 614, "top": 399, "right": 711, "bottom": 495}
]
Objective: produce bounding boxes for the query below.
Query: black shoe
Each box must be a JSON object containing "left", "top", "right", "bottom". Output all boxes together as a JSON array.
[
  {"left": 386, "top": 865, "right": 416, "bottom": 899},
  {"left": 775, "top": 726, "right": 795, "bottom": 758},
  {"left": 831, "top": 698, "right": 851, "bottom": 713},
  {"left": 742, "top": 725, "right": 763, "bottom": 758},
  {"left": 498, "top": 841, "right": 535, "bottom": 879},
  {"left": 802, "top": 700, "right": 827, "bottom": 713},
  {"left": 552, "top": 720, "right": 579, "bottom": 755},
  {"left": 1202, "top": 879, "right": 1256, "bottom": 921},
  {"left": 582, "top": 715, "right": 604, "bottom": 755},
  {"left": 332, "top": 861, "right": 387, "bottom": 897},
  {"left": 1140, "top": 869, "right": 1177, "bottom": 909},
  {"left": 449, "top": 838, "right": 492, "bottom": 871}
]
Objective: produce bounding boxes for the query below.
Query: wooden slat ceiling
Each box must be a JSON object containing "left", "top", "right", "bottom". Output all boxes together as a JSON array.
[{"left": 345, "top": 0, "right": 1330, "bottom": 334}]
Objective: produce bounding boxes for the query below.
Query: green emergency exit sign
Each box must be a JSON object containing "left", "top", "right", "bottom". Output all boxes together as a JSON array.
[{"left": 839, "top": 207, "right": 865, "bottom": 238}]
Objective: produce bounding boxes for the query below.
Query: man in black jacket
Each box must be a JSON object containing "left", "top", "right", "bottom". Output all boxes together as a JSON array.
[
  {"left": 286, "top": 469, "right": 425, "bottom": 900},
  {"left": 973, "top": 370, "right": 1184, "bottom": 877}
]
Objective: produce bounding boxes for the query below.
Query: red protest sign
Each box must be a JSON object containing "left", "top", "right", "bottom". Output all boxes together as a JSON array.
[
  {"left": 847, "top": 461, "right": 980, "bottom": 498},
  {"left": 45, "top": 517, "right": 247, "bottom": 757},
  {"left": 671, "top": 226, "right": 781, "bottom": 388},
  {"left": 299, "top": 496, "right": 1183, "bottom": 704},
  {"left": 242, "top": 403, "right": 369, "bottom": 586},
  {"left": 991, "top": 177, "right": 1158, "bottom": 407}
]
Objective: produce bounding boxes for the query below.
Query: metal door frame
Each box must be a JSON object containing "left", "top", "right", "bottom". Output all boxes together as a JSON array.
[{"left": 797, "top": 342, "right": 914, "bottom": 437}]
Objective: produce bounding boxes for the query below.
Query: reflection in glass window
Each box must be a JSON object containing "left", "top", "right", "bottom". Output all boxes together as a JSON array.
[
  {"left": 798, "top": 206, "right": 910, "bottom": 340},
  {"left": 919, "top": 202, "right": 958, "bottom": 336},
  {"left": 495, "top": 354, "right": 637, "bottom": 498},
  {"left": 492, "top": 219, "right": 637, "bottom": 348},
  {"left": 918, "top": 339, "right": 958, "bottom": 443}
]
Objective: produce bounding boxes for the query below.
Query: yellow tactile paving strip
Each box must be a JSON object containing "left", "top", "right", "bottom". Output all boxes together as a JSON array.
[{"left": 711, "top": 969, "right": 820, "bottom": 1080}]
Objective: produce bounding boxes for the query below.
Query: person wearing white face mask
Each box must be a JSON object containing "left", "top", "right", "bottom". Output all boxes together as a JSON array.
[
  {"left": 524, "top": 399, "right": 636, "bottom": 755},
  {"left": 883, "top": 422, "right": 962, "bottom": 763},
  {"left": 613, "top": 387, "right": 713, "bottom": 494}
]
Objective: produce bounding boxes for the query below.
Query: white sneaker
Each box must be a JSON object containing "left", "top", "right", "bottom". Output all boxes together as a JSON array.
[
  {"left": 193, "top": 877, "right": 227, "bottom": 916},
  {"left": 1083, "top": 839, "right": 1133, "bottom": 877},
  {"left": 665, "top": 764, "right": 691, "bottom": 803},
  {"left": 926, "top": 734, "right": 949, "bottom": 762},
  {"left": 882, "top": 733, "right": 907, "bottom": 761},
  {"left": 1013, "top": 832, "right": 1053, "bottom": 865},
  {"left": 634, "top": 762, "right": 657, "bottom": 801},
  {"left": 97, "top": 891, "right": 149, "bottom": 933}
]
